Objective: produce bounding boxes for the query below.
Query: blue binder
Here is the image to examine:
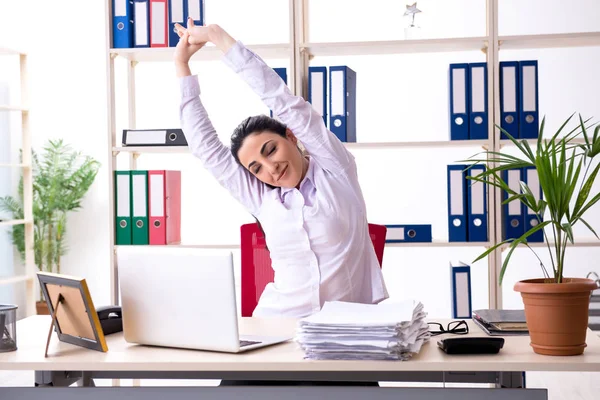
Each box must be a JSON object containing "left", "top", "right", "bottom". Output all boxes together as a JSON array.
[
  {"left": 329, "top": 66, "right": 356, "bottom": 142},
  {"left": 384, "top": 224, "right": 432, "bottom": 243},
  {"left": 133, "top": 0, "right": 150, "bottom": 48},
  {"left": 501, "top": 168, "right": 524, "bottom": 240},
  {"left": 112, "top": 0, "right": 133, "bottom": 48},
  {"left": 187, "top": 0, "right": 205, "bottom": 27},
  {"left": 308, "top": 66, "right": 328, "bottom": 126},
  {"left": 449, "top": 63, "right": 470, "bottom": 141},
  {"left": 519, "top": 60, "right": 539, "bottom": 139},
  {"left": 168, "top": 0, "right": 188, "bottom": 47},
  {"left": 447, "top": 165, "right": 468, "bottom": 242},
  {"left": 468, "top": 63, "right": 488, "bottom": 140},
  {"left": 522, "top": 166, "right": 544, "bottom": 242},
  {"left": 450, "top": 262, "right": 472, "bottom": 319},
  {"left": 270, "top": 67, "right": 287, "bottom": 118},
  {"left": 499, "top": 61, "right": 520, "bottom": 140},
  {"left": 467, "top": 164, "right": 488, "bottom": 242}
]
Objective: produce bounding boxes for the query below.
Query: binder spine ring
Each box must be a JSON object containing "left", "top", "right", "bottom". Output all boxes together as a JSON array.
[
  {"left": 407, "top": 229, "right": 416, "bottom": 238},
  {"left": 169, "top": 132, "right": 178, "bottom": 141},
  {"left": 505, "top": 115, "right": 514, "bottom": 123},
  {"left": 525, "top": 115, "right": 535, "bottom": 123},
  {"left": 510, "top": 218, "right": 520, "bottom": 227},
  {"left": 117, "top": 22, "right": 124, "bottom": 30},
  {"left": 474, "top": 116, "right": 483, "bottom": 124},
  {"left": 453, "top": 218, "right": 462, "bottom": 227},
  {"left": 153, "top": 220, "right": 161, "bottom": 228},
  {"left": 333, "top": 119, "right": 342, "bottom": 127},
  {"left": 119, "top": 220, "right": 127, "bottom": 228},
  {"left": 455, "top": 117, "right": 464, "bottom": 125},
  {"left": 474, "top": 218, "right": 482, "bottom": 227},
  {"left": 136, "top": 220, "right": 144, "bottom": 228}
]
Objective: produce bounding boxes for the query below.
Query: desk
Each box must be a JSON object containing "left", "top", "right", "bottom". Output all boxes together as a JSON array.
[{"left": 2, "top": 316, "right": 600, "bottom": 399}]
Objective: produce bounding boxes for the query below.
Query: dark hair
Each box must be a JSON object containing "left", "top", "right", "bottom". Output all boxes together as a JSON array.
[
  {"left": 230, "top": 115, "right": 288, "bottom": 165},
  {"left": 231, "top": 115, "right": 288, "bottom": 248}
]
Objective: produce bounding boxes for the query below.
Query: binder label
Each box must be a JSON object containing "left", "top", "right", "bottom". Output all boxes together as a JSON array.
[
  {"left": 115, "top": 0, "right": 127, "bottom": 16},
  {"left": 452, "top": 68, "right": 466, "bottom": 115},
  {"left": 133, "top": 174, "right": 147, "bottom": 217},
  {"left": 471, "top": 66, "right": 485, "bottom": 114},
  {"left": 523, "top": 65, "right": 537, "bottom": 112},
  {"left": 171, "top": 0, "right": 184, "bottom": 21},
  {"left": 503, "top": 66, "right": 517, "bottom": 112},
  {"left": 330, "top": 70, "right": 344, "bottom": 116}
]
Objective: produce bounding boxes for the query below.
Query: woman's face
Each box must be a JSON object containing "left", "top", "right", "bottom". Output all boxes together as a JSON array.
[{"left": 237, "top": 129, "right": 306, "bottom": 188}]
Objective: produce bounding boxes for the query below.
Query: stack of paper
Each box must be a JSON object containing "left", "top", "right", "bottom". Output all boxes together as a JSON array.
[{"left": 295, "top": 300, "right": 430, "bottom": 361}]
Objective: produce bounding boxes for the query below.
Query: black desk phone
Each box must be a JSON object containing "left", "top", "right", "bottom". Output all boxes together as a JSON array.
[
  {"left": 96, "top": 305, "right": 123, "bottom": 335},
  {"left": 437, "top": 337, "right": 505, "bottom": 354}
]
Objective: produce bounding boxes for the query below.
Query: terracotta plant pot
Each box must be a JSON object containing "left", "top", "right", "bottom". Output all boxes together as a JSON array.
[
  {"left": 514, "top": 277, "right": 598, "bottom": 356},
  {"left": 36, "top": 301, "right": 50, "bottom": 315}
]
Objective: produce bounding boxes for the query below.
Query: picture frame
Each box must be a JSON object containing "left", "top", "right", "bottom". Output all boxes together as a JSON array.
[{"left": 37, "top": 272, "right": 108, "bottom": 355}]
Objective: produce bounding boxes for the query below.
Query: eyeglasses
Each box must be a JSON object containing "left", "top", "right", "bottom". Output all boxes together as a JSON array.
[{"left": 427, "top": 320, "right": 469, "bottom": 336}]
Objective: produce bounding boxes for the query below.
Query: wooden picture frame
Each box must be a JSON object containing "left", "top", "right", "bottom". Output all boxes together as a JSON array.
[{"left": 37, "top": 272, "right": 108, "bottom": 355}]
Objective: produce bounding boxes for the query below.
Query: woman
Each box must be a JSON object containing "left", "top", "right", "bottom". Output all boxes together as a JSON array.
[{"left": 174, "top": 19, "right": 388, "bottom": 318}]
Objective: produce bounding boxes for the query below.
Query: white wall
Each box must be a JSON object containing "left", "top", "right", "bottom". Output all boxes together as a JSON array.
[{"left": 1, "top": 0, "right": 599, "bottom": 319}]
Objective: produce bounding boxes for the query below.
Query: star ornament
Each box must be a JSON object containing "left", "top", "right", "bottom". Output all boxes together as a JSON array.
[{"left": 404, "top": 2, "right": 422, "bottom": 16}]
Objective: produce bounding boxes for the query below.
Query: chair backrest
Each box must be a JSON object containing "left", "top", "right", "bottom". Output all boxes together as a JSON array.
[{"left": 240, "top": 222, "right": 387, "bottom": 317}]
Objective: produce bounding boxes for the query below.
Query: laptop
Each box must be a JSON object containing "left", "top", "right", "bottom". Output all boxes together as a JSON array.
[{"left": 116, "top": 246, "right": 292, "bottom": 353}]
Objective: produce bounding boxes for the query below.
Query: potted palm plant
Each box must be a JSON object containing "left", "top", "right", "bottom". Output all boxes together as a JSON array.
[
  {"left": 466, "top": 114, "right": 600, "bottom": 356},
  {"left": 0, "top": 139, "right": 100, "bottom": 314}
]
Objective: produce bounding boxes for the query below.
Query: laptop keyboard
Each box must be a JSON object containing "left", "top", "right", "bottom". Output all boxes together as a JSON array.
[{"left": 240, "top": 340, "right": 261, "bottom": 347}]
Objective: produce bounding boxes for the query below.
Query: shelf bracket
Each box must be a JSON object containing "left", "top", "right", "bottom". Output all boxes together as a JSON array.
[
  {"left": 133, "top": 152, "right": 141, "bottom": 160},
  {"left": 480, "top": 40, "right": 489, "bottom": 55},
  {"left": 300, "top": 47, "right": 314, "bottom": 61},
  {"left": 112, "top": 150, "right": 120, "bottom": 157},
  {"left": 130, "top": 60, "right": 139, "bottom": 68},
  {"left": 481, "top": 143, "right": 490, "bottom": 151},
  {"left": 110, "top": 53, "right": 118, "bottom": 60}
]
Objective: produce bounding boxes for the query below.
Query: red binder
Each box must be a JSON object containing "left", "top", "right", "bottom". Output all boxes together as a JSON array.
[
  {"left": 148, "top": 170, "right": 181, "bottom": 245},
  {"left": 150, "top": 0, "right": 168, "bottom": 48}
]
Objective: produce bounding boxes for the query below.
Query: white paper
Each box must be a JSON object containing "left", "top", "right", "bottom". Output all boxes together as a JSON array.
[{"left": 296, "top": 300, "right": 430, "bottom": 361}]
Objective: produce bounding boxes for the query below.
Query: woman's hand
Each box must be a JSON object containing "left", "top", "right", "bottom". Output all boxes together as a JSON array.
[
  {"left": 173, "top": 17, "right": 205, "bottom": 66},
  {"left": 177, "top": 21, "right": 237, "bottom": 55}
]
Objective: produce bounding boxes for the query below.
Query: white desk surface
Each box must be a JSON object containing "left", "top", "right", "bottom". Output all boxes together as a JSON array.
[{"left": 1, "top": 316, "right": 599, "bottom": 372}]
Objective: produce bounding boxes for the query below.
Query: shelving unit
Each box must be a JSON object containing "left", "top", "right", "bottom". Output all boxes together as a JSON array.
[
  {"left": 104, "top": 0, "right": 600, "bottom": 309},
  {"left": 0, "top": 47, "right": 35, "bottom": 316}
]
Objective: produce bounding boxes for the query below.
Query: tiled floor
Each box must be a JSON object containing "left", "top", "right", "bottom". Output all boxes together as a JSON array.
[{"left": 1, "top": 370, "right": 598, "bottom": 399}]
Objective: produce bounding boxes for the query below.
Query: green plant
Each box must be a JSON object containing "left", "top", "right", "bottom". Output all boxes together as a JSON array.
[
  {"left": 0, "top": 139, "right": 100, "bottom": 281},
  {"left": 465, "top": 114, "right": 600, "bottom": 285}
]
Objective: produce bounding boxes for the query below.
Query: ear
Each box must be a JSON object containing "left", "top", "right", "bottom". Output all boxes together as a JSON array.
[{"left": 286, "top": 128, "right": 298, "bottom": 144}]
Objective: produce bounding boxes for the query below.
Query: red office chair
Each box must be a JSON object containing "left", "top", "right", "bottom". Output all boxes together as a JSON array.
[{"left": 240, "top": 222, "right": 387, "bottom": 317}]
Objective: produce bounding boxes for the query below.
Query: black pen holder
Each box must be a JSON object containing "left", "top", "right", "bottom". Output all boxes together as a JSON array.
[{"left": 0, "top": 304, "right": 17, "bottom": 352}]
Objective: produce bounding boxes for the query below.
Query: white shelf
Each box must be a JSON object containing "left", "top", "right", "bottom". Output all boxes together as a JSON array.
[
  {"left": 499, "top": 32, "right": 600, "bottom": 50},
  {"left": 386, "top": 241, "right": 491, "bottom": 248},
  {"left": 113, "top": 140, "right": 489, "bottom": 155},
  {"left": 114, "top": 244, "right": 240, "bottom": 250},
  {"left": 345, "top": 140, "right": 489, "bottom": 149},
  {"left": 0, "top": 163, "right": 29, "bottom": 168},
  {"left": 500, "top": 137, "right": 588, "bottom": 147},
  {"left": 110, "top": 43, "right": 290, "bottom": 63},
  {"left": 0, "top": 47, "right": 23, "bottom": 56},
  {"left": 114, "top": 146, "right": 188, "bottom": 154},
  {"left": 115, "top": 241, "right": 492, "bottom": 250},
  {"left": 0, "top": 105, "right": 28, "bottom": 112},
  {"left": 525, "top": 241, "right": 600, "bottom": 248},
  {"left": 0, "top": 274, "right": 34, "bottom": 286},
  {"left": 0, "top": 219, "right": 33, "bottom": 227},
  {"left": 301, "top": 37, "right": 489, "bottom": 57}
]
